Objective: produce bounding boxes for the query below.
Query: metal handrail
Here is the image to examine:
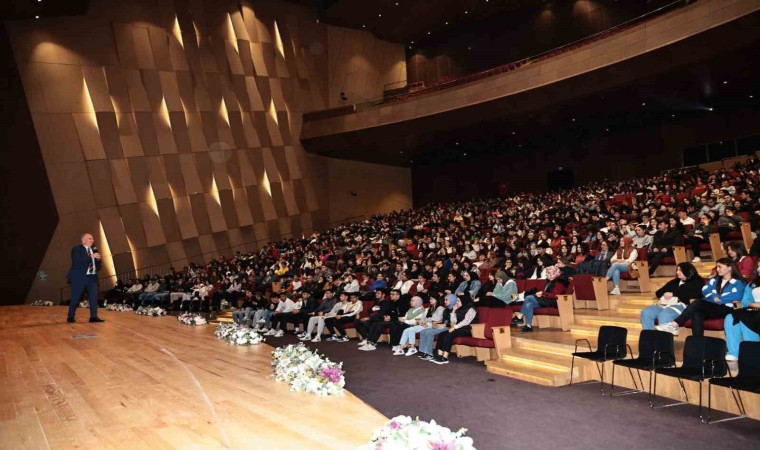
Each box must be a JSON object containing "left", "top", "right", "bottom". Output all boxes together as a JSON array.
[{"left": 348, "top": 0, "right": 691, "bottom": 111}]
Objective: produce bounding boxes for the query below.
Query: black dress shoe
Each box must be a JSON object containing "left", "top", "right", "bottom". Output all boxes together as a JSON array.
[
  {"left": 67, "top": 317, "right": 75, "bottom": 323},
  {"left": 520, "top": 325, "right": 533, "bottom": 334},
  {"left": 89, "top": 317, "right": 105, "bottom": 323}
]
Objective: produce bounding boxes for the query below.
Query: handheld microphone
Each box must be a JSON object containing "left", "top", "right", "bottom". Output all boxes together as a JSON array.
[{"left": 92, "top": 245, "right": 98, "bottom": 253}]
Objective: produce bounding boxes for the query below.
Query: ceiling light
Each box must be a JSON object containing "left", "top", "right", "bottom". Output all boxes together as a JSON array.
[
  {"left": 455, "top": 142, "right": 459, "bottom": 145},
  {"left": 427, "top": 31, "right": 431, "bottom": 35},
  {"left": 750, "top": 95, "right": 754, "bottom": 99},
  {"left": 708, "top": 107, "right": 714, "bottom": 111},
  {"left": 468, "top": 46, "right": 472, "bottom": 50},
  {"left": 723, "top": 81, "right": 728, "bottom": 84},
  {"left": 465, "top": 11, "right": 469, "bottom": 14},
  {"left": 641, "top": 102, "right": 646, "bottom": 106},
  {"left": 605, "top": 128, "right": 609, "bottom": 132},
  {"left": 409, "top": 46, "right": 412, "bottom": 49},
  {"left": 35, "top": 15, "right": 39, "bottom": 19},
  {"left": 378, "top": 14, "right": 382, "bottom": 17},
  {"left": 411, "top": 41, "right": 414, "bottom": 44},
  {"left": 671, "top": 114, "right": 676, "bottom": 118},
  {"left": 400, "top": 151, "right": 403, "bottom": 154},
  {"left": 445, "top": 21, "right": 449, "bottom": 25},
  {"left": 512, "top": 131, "right": 516, "bottom": 135},
  {"left": 464, "top": 153, "right": 468, "bottom": 156},
  {"left": 571, "top": 118, "right": 576, "bottom": 122},
  {"left": 362, "top": 25, "right": 366, "bottom": 28}
]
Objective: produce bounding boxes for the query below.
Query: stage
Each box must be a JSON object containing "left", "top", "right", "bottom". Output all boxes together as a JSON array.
[{"left": 0, "top": 306, "right": 386, "bottom": 449}]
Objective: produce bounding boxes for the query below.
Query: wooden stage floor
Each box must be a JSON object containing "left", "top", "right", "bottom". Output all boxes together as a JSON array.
[{"left": 0, "top": 306, "right": 387, "bottom": 449}]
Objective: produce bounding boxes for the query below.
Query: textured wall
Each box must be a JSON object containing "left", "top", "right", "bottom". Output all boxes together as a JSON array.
[
  {"left": 326, "top": 25, "right": 406, "bottom": 108},
  {"left": 327, "top": 158, "right": 412, "bottom": 225},
  {"left": 6, "top": 0, "right": 408, "bottom": 303}
]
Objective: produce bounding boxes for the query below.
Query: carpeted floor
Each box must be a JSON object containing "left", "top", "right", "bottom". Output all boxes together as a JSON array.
[{"left": 273, "top": 333, "right": 760, "bottom": 450}]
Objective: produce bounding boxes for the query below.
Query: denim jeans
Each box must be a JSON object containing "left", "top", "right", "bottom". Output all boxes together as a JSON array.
[
  {"left": 640, "top": 304, "right": 685, "bottom": 330},
  {"left": 419, "top": 327, "right": 447, "bottom": 354},
  {"left": 606, "top": 263, "right": 629, "bottom": 286},
  {"left": 724, "top": 314, "right": 760, "bottom": 357},
  {"left": 399, "top": 325, "right": 427, "bottom": 347},
  {"left": 253, "top": 309, "right": 273, "bottom": 327},
  {"left": 520, "top": 295, "right": 540, "bottom": 326},
  {"left": 232, "top": 307, "right": 253, "bottom": 325}
]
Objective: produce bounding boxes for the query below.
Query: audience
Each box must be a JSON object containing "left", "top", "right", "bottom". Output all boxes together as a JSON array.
[
  {"left": 640, "top": 263, "right": 703, "bottom": 330},
  {"left": 723, "top": 259, "right": 760, "bottom": 361}
]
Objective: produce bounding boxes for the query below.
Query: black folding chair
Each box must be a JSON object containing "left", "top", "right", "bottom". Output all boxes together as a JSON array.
[
  {"left": 570, "top": 325, "right": 628, "bottom": 396},
  {"left": 652, "top": 336, "right": 728, "bottom": 422},
  {"left": 611, "top": 330, "right": 675, "bottom": 399},
  {"left": 706, "top": 341, "right": 760, "bottom": 424}
]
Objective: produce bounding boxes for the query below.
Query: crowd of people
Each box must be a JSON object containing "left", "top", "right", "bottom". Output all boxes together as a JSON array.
[{"left": 104, "top": 157, "right": 760, "bottom": 363}]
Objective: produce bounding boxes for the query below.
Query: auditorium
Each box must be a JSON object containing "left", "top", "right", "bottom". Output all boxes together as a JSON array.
[{"left": 2, "top": 0, "right": 760, "bottom": 448}]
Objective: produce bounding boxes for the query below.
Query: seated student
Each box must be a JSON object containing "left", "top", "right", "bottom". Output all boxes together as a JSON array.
[
  {"left": 266, "top": 293, "right": 302, "bottom": 337},
  {"left": 657, "top": 258, "right": 746, "bottom": 336},
  {"left": 476, "top": 272, "right": 517, "bottom": 307},
  {"left": 390, "top": 296, "right": 426, "bottom": 355},
  {"left": 640, "top": 262, "right": 704, "bottom": 330},
  {"left": 417, "top": 295, "right": 457, "bottom": 360},
  {"left": 724, "top": 259, "right": 760, "bottom": 361},
  {"left": 253, "top": 295, "right": 279, "bottom": 332},
  {"left": 324, "top": 292, "right": 363, "bottom": 342},
  {"left": 513, "top": 265, "right": 569, "bottom": 333},
  {"left": 431, "top": 296, "right": 478, "bottom": 365},
  {"left": 290, "top": 290, "right": 319, "bottom": 335},
  {"left": 299, "top": 289, "right": 338, "bottom": 342},
  {"left": 606, "top": 237, "right": 638, "bottom": 295},
  {"left": 684, "top": 215, "right": 712, "bottom": 263},
  {"left": 397, "top": 296, "right": 445, "bottom": 356},
  {"left": 576, "top": 240, "right": 613, "bottom": 276},
  {"left": 355, "top": 290, "right": 400, "bottom": 351},
  {"left": 231, "top": 292, "right": 255, "bottom": 326},
  {"left": 454, "top": 270, "right": 481, "bottom": 301},
  {"left": 648, "top": 220, "right": 680, "bottom": 276},
  {"left": 726, "top": 241, "right": 755, "bottom": 278}
]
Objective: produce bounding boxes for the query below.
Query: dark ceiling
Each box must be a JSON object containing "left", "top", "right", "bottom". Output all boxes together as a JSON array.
[
  {"left": 0, "top": 0, "right": 89, "bottom": 20},
  {"left": 317, "top": 0, "right": 545, "bottom": 45},
  {"left": 300, "top": 12, "right": 760, "bottom": 167}
]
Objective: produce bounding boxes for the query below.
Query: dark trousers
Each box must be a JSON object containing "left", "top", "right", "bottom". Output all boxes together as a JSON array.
[
  {"left": 68, "top": 275, "right": 99, "bottom": 319},
  {"left": 355, "top": 318, "right": 391, "bottom": 344},
  {"left": 290, "top": 312, "right": 311, "bottom": 330},
  {"left": 324, "top": 316, "right": 354, "bottom": 336},
  {"left": 674, "top": 299, "right": 733, "bottom": 337},
  {"left": 685, "top": 236, "right": 706, "bottom": 257},
  {"left": 648, "top": 249, "right": 673, "bottom": 275},
  {"left": 271, "top": 312, "right": 294, "bottom": 330},
  {"left": 436, "top": 326, "right": 472, "bottom": 353},
  {"left": 478, "top": 295, "right": 510, "bottom": 308},
  {"left": 389, "top": 322, "right": 411, "bottom": 346}
]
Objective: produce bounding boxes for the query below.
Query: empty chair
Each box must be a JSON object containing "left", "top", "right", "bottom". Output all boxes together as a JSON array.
[
  {"left": 706, "top": 341, "right": 760, "bottom": 424},
  {"left": 570, "top": 325, "right": 628, "bottom": 396},
  {"left": 652, "top": 336, "right": 728, "bottom": 422},
  {"left": 610, "top": 330, "right": 675, "bottom": 399}
]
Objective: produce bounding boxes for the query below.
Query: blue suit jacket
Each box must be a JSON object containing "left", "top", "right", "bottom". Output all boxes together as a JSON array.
[{"left": 66, "top": 245, "right": 100, "bottom": 282}]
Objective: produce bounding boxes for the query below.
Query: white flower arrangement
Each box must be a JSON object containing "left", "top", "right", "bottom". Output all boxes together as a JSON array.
[
  {"left": 364, "top": 415, "right": 476, "bottom": 450},
  {"left": 178, "top": 312, "right": 208, "bottom": 326},
  {"left": 271, "top": 343, "right": 345, "bottom": 396},
  {"left": 105, "top": 303, "right": 134, "bottom": 312},
  {"left": 215, "top": 323, "right": 264, "bottom": 345},
  {"left": 31, "top": 300, "right": 54, "bottom": 306},
  {"left": 134, "top": 306, "right": 167, "bottom": 316}
]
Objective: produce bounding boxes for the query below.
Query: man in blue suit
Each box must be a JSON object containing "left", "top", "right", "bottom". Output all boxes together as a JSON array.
[{"left": 66, "top": 233, "right": 105, "bottom": 323}]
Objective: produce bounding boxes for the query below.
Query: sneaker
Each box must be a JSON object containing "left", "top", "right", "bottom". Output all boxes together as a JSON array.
[
  {"left": 432, "top": 355, "right": 449, "bottom": 365},
  {"left": 298, "top": 334, "right": 311, "bottom": 341},
  {"left": 257, "top": 319, "right": 266, "bottom": 324},
  {"left": 274, "top": 330, "right": 284, "bottom": 337},
  {"left": 405, "top": 348, "right": 418, "bottom": 356},
  {"left": 392, "top": 349, "right": 405, "bottom": 356},
  {"left": 325, "top": 335, "right": 339, "bottom": 342},
  {"left": 655, "top": 323, "right": 680, "bottom": 336},
  {"left": 293, "top": 329, "right": 302, "bottom": 335},
  {"left": 311, "top": 336, "right": 322, "bottom": 343},
  {"left": 264, "top": 329, "right": 277, "bottom": 336},
  {"left": 359, "top": 343, "right": 376, "bottom": 351},
  {"left": 725, "top": 354, "right": 738, "bottom": 362},
  {"left": 692, "top": 257, "right": 702, "bottom": 263},
  {"left": 511, "top": 317, "right": 522, "bottom": 325},
  {"left": 357, "top": 339, "right": 367, "bottom": 346},
  {"left": 417, "top": 353, "right": 432, "bottom": 360},
  {"left": 610, "top": 287, "right": 621, "bottom": 295},
  {"left": 259, "top": 328, "right": 269, "bottom": 334},
  {"left": 520, "top": 325, "right": 533, "bottom": 334},
  {"left": 391, "top": 345, "right": 400, "bottom": 352}
]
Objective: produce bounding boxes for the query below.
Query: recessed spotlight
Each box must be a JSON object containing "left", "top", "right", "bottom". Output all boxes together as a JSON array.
[
  {"left": 464, "top": 153, "right": 468, "bottom": 156},
  {"left": 35, "top": 15, "right": 39, "bottom": 19},
  {"left": 641, "top": 102, "right": 646, "bottom": 106},
  {"left": 445, "top": 21, "right": 449, "bottom": 25},
  {"left": 512, "top": 131, "right": 516, "bottom": 135},
  {"left": 605, "top": 128, "right": 609, "bottom": 132},
  {"left": 411, "top": 41, "right": 414, "bottom": 44},
  {"left": 396, "top": 2, "right": 399, "bottom": 5},
  {"left": 427, "top": 31, "right": 431, "bottom": 35},
  {"left": 409, "top": 46, "right": 412, "bottom": 49},
  {"left": 455, "top": 142, "right": 459, "bottom": 145},
  {"left": 467, "top": 46, "right": 472, "bottom": 50},
  {"left": 362, "top": 25, "right": 366, "bottom": 28},
  {"left": 316, "top": 19, "right": 319, "bottom": 23},
  {"left": 723, "top": 80, "right": 728, "bottom": 84},
  {"left": 571, "top": 118, "right": 576, "bottom": 122},
  {"left": 400, "top": 151, "right": 403, "bottom": 154},
  {"left": 750, "top": 95, "right": 754, "bottom": 99},
  {"left": 518, "top": 144, "right": 522, "bottom": 148},
  {"left": 708, "top": 107, "right": 714, "bottom": 111},
  {"left": 378, "top": 14, "right": 382, "bottom": 17},
  {"left": 465, "top": 10, "right": 469, "bottom": 14},
  {"left": 671, "top": 114, "right": 676, "bottom": 118}
]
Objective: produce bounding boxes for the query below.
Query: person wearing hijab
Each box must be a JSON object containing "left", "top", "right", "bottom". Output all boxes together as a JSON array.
[
  {"left": 431, "top": 295, "right": 478, "bottom": 365},
  {"left": 417, "top": 294, "right": 456, "bottom": 361},
  {"left": 606, "top": 236, "right": 639, "bottom": 295},
  {"left": 455, "top": 271, "right": 481, "bottom": 300},
  {"left": 476, "top": 271, "right": 517, "bottom": 307},
  {"left": 513, "top": 265, "right": 569, "bottom": 333}
]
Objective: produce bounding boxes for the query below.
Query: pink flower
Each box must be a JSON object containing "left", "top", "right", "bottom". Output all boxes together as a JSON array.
[
  {"left": 389, "top": 421, "right": 400, "bottom": 430},
  {"left": 430, "top": 441, "right": 456, "bottom": 450}
]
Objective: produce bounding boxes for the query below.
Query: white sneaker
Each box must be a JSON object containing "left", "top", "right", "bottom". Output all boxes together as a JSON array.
[
  {"left": 298, "top": 334, "right": 311, "bottom": 341},
  {"left": 357, "top": 339, "right": 367, "bottom": 346},
  {"left": 392, "top": 349, "right": 405, "bottom": 356},
  {"left": 259, "top": 327, "right": 269, "bottom": 334},
  {"left": 655, "top": 323, "right": 680, "bottom": 336},
  {"left": 610, "top": 287, "right": 620, "bottom": 295},
  {"left": 692, "top": 257, "right": 702, "bottom": 263},
  {"left": 391, "top": 346, "right": 400, "bottom": 352},
  {"left": 257, "top": 319, "right": 265, "bottom": 324},
  {"left": 405, "top": 348, "right": 418, "bottom": 356},
  {"left": 311, "top": 336, "right": 321, "bottom": 343},
  {"left": 359, "top": 344, "right": 376, "bottom": 351},
  {"left": 725, "top": 354, "right": 738, "bottom": 361},
  {"left": 274, "top": 330, "right": 284, "bottom": 337},
  {"left": 325, "top": 336, "right": 339, "bottom": 342},
  {"left": 264, "top": 329, "right": 277, "bottom": 336}
]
